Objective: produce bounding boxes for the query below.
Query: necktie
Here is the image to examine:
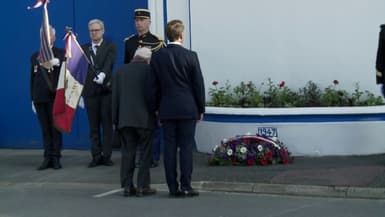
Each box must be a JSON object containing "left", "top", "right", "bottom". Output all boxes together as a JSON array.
[{"left": 93, "top": 45, "right": 99, "bottom": 55}]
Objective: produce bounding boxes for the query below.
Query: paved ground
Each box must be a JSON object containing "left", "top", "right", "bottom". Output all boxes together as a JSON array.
[{"left": 1, "top": 149, "right": 385, "bottom": 199}]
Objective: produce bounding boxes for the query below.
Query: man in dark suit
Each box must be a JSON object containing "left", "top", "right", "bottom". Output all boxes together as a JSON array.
[
  {"left": 82, "top": 19, "right": 117, "bottom": 167},
  {"left": 124, "top": 8, "right": 165, "bottom": 168},
  {"left": 376, "top": 24, "right": 385, "bottom": 97},
  {"left": 149, "top": 19, "right": 205, "bottom": 197},
  {"left": 112, "top": 47, "right": 157, "bottom": 197},
  {"left": 30, "top": 26, "right": 64, "bottom": 170}
]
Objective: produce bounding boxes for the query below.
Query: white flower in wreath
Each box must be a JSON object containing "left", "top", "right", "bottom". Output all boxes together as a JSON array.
[
  {"left": 222, "top": 138, "right": 228, "bottom": 144},
  {"left": 270, "top": 136, "right": 278, "bottom": 142},
  {"left": 240, "top": 147, "right": 247, "bottom": 154},
  {"left": 246, "top": 132, "right": 252, "bottom": 136},
  {"left": 257, "top": 145, "right": 263, "bottom": 152},
  {"left": 212, "top": 145, "right": 219, "bottom": 152},
  {"left": 227, "top": 149, "right": 233, "bottom": 156}
]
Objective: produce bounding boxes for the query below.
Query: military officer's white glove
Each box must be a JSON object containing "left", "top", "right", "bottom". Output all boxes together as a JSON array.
[
  {"left": 78, "top": 97, "right": 85, "bottom": 109},
  {"left": 93, "top": 72, "right": 106, "bottom": 85},
  {"left": 49, "top": 58, "right": 60, "bottom": 67},
  {"left": 32, "top": 101, "right": 36, "bottom": 114}
]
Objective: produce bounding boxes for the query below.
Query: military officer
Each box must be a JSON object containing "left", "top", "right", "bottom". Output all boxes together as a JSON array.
[
  {"left": 376, "top": 24, "right": 385, "bottom": 97},
  {"left": 123, "top": 8, "right": 165, "bottom": 63}
]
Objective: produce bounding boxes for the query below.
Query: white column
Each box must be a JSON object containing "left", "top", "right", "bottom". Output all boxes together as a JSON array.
[
  {"left": 164, "top": 0, "right": 191, "bottom": 49},
  {"left": 148, "top": 0, "right": 165, "bottom": 40}
]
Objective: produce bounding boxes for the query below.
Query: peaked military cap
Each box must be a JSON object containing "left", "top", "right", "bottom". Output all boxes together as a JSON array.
[{"left": 134, "top": 9, "right": 150, "bottom": 19}]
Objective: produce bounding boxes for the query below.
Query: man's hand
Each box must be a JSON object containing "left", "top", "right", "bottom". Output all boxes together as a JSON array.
[
  {"left": 93, "top": 72, "right": 106, "bottom": 85},
  {"left": 40, "top": 58, "right": 60, "bottom": 70},
  {"left": 49, "top": 58, "right": 60, "bottom": 67},
  {"left": 379, "top": 84, "right": 385, "bottom": 97},
  {"left": 197, "top": 113, "right": 204, "bottom": 123},
  {"left": 78, "top": 97, "right": 85, "bottom": 109}
]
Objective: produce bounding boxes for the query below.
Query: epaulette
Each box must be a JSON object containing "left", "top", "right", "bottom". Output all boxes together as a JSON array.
[
  {"left": 152, "top": 33, "right": 164, "bottom": 42},
  {"left": 123, "top": 34, "right": 136, "bottom": 42}
]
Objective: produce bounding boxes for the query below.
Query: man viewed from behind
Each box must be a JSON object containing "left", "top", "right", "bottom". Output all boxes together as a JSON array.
[
  {"left": 149, "top": 19, "right": 206, "bottom": 197},
  {"left": 112, "top": 47, "right": 157, "bottom": 197},
  {"left": 124, "top": 8, "right": 165, "bottom": 168},
  {"left": 82, "top": 19, "right": 117, "bottom": 168},
  {"left": 376, "top": 24, "right": 385, "bottom": 97}
]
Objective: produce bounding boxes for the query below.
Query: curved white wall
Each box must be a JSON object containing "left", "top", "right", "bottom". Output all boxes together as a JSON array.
[
  {"left": 165, "top": 0, "right": 385, "bottom": 96},
  {"left": 196, "top": 106, "right": 385, "bottom": 156}
]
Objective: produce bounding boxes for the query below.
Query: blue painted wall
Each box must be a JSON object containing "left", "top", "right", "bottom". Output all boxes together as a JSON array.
[{"left": 0, "top": 0, "right": 146, "bottom": 149}]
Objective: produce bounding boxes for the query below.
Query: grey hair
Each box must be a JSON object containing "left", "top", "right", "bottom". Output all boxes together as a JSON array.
[
  {"left": 88, "top": 19, "right": 105, "bottom": 30},
  {"left": 134, "top": 47, "right": 152, "bottom": 59}
]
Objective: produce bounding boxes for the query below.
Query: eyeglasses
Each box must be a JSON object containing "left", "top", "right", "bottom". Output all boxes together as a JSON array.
[{"left": 89, "top": 29, "right": 102, "bottom": 32}]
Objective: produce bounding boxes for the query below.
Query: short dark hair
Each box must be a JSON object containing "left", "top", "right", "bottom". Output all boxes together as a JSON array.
[{"left": 165, "top": 19, "right": 184, "bottom": 42}]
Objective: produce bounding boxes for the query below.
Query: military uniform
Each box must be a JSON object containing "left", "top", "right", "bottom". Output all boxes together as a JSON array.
[
  {"left": 123, "top": 8, "right": 165, "bottom": 63},
  {"left": 124, "top": 32, "right": 165, "bottom": 63},
  {"left": 376, "top": 25, "right": 385, "bottom": 86}
]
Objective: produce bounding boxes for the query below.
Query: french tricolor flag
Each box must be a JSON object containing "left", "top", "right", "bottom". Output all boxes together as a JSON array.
[{"left": 53, "top": 32, "right": 88, "bottom": 133}]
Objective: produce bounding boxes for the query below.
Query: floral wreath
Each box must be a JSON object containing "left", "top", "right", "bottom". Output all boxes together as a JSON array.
[{"left": 208, "top": 134, "right": 293, "bottom": 166}]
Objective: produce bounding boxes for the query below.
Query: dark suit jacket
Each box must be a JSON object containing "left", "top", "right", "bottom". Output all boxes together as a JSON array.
[
  {"left": 149, "top": 44, "right": 205, "bottom": 120},
  {"left": 376, "top": 24, "right": 385, "bottom": 84},
  {"left": 112, "top": 62, "right": 155, "bottom": 130},
  {"left": 82, "top": 40, "right": 117, "bottom": 97},
  {"left": 30, "top": 47, "right": 65, "bottom": 103}
]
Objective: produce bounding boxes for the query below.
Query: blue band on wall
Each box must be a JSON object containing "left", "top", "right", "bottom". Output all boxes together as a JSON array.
[{"left": 204, "top": 113, "right": 385, "bottom": 123}]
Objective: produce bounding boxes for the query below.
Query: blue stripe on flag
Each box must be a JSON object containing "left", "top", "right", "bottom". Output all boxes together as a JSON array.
[{"left": 67, "top": 35, "right": 88, "bottom": 85}]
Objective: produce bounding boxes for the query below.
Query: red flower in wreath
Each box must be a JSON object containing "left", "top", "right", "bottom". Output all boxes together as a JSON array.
[
  {"left": 259, "top": 158, "right": 268, "bottom": 166},
  {"left": 247, "top": 158, "right": 255, "bottom": 165}
]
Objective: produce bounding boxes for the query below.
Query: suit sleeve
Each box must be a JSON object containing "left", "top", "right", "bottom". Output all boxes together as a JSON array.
[
  {"left": 148, "top": 59, "right": 161, "bottom": 113},
  {"left": 190, "top": 51, "right": 206, "bottom": 114},
  {"left": 376, "top": 28, "right": 385, "bottom": 84},
  {"left": 111, "top": 70, "right": 119, "bottom": 127},
  {"left": 30, "top": 54, "right": 37, "bottom": 101},
  {"left": 124, "top": 40, "right": 133, "bottom": 64},
  {"left": 102, "top": 42, "right": 117, "bottom": 86}
]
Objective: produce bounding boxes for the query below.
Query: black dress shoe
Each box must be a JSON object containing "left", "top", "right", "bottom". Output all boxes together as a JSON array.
[
  {"left": 103, "top": 158, "right": 114, "bottom": 166},
  {"left": 88, "top": 156, "right": 103, "bottom": 168},
  {"left": 52, "top": 158, "right": 62, "bottom": 170},
  {"left": 37, "top": 158, "right": 52, "bottom": 170},
  {"left": 123, "top": 187, "right": 136, "bottom": 197},
  {"left": 150, "top": 160, "right": 159, "bottom": 168},
  {"left": 169, "top": 190, "right": 185, "bottom": 198},
  {"left": 182, "top": 189, "right": 199, "bottom": 197}
]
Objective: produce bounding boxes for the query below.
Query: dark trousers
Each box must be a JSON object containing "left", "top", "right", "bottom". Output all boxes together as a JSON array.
[
  {"left": 152, "top": 125, "right": 162, "bottom": 162},
  {"left": 120, "top": 127, "right": 153, "bottom": 188},
  {"left": 162, "top": 119, "right": 196, "bottom": 193},
  {"left": 84, "top": 94, "right": 113, "bottom": 159},
  {"left": 34, "top": 102, "right": 62, "bottom": 158}
]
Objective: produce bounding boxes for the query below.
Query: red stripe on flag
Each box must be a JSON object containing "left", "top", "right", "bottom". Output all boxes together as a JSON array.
[{"left": 53, "top": 104, "right": 77, "bottom": 133}]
